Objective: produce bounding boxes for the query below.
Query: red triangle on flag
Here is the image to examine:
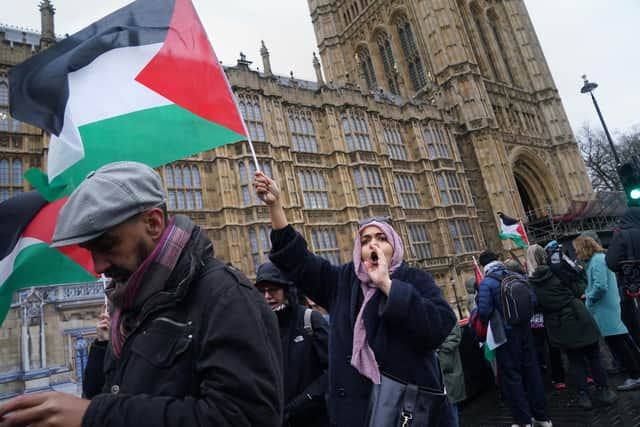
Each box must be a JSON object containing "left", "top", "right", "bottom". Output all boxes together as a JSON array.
[
  {"left": 135, "top": 0, "right": 246, "bottom": 137},
  {"left": 21, "top": 197, "right": 96, "bottom": 277}
]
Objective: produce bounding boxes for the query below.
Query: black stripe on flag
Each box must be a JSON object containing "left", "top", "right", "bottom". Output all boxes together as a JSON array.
[
  {"left": 0, "top": 191, "right": 47, "bottom": 259},
  {"left": 9, "top": 0, "right": 175, "bottom": 136},
  {"left": 498, "top": 212, "right": 520, "bottom": 226}
]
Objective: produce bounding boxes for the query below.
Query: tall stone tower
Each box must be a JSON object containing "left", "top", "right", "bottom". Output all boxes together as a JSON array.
[
  {"left": 308, "top": 0, "right": 592, "bottom": 248},
  {"left": 39, "top": 0, "right": 56, "bottom": 49}
]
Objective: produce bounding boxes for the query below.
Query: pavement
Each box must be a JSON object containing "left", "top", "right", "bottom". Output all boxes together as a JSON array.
[{"left": 459, "top": 375, "right": 640, "bottom": 427}]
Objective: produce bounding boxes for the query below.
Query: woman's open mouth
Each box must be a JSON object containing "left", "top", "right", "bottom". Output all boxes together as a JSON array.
[{"left": 370, "top": 251, "right": 379, "bottom": 264}]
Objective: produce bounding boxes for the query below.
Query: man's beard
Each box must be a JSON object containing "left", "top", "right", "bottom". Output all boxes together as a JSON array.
[{"left": 105, "top": 239, "right": 153, "bottom": 307}]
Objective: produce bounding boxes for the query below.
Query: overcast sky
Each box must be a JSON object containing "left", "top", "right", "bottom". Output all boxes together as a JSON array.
[{"left": 2, "top": 0, "right": 639, "bottom": 135}]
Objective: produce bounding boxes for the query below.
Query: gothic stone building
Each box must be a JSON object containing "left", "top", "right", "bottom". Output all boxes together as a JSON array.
[{"left": 0, "top": 0, "right": 592, "bottom": 397}]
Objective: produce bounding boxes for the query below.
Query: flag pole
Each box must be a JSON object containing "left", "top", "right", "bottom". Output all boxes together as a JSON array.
[
  {"left": 100, "top": 274, "right": 109, "bottom": 308},
  {"left": 227, "top": 85, "right": 260, "bottom": 172},
  {"left": 238, "top": 112, "right": 260, "bottom": 172},
  {"left": 212, "top": 49, "right": 261, "bottom": 172}
]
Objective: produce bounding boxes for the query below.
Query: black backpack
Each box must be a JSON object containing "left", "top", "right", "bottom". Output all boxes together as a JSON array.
[{"left": 489, "top": 272, "right": 534, "bottom": 326}]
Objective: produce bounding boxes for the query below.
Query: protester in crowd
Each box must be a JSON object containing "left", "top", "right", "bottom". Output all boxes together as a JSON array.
[
  {"left": 255, "top": 261, "right": 330, "bottom": 427},
  {"left": 527, "top": 244, "right": 616, "bottom": 409},
  {"left": 606, "top": 207, "right": 640, "bottom": 346},
  {"left": 255, "top": 170, "right": 457, "bottom": 426},
  {"left": 504, "top": 259, "right": 566, "bottom": 391},
  {"left": 438, "top": 324, "right": 467, "bottom": 427},
  {"left": 464, "top": 276, "right": 478, "bottom": 314},
  {"left": 574, "top": 235, "right": 640, "bottom": 392},
  {"left": 477, "top": 251, "right": 552, "bottom": 427},
  {"left": 82, "top": 308, "right": 110, "bottom": 399},
  {"left": 0, "top": 162, "right": 284, "bottom": 427}
]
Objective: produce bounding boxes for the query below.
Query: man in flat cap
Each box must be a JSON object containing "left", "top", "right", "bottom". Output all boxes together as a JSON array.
[{"left": 0, "top": 161, "right": 283, "bottom": 427}]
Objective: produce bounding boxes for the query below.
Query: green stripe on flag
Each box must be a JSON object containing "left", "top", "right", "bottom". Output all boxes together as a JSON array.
[
  {"left": 0, "top": 243, "right": 97, "bottom": 325},
  {"left": 33, "top": 104, "right": 246, "bottom": 200},
  {"left": 499, "top": 231, "right": 528, "bottom": 249}
]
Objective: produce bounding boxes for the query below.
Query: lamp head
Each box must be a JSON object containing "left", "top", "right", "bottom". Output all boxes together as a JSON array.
[{"left": 581, "top": 75, "right": 598, "bottom": 94}]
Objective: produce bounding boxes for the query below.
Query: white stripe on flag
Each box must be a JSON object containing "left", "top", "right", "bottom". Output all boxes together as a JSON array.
[
  {"left": 48, "top": 43, "right": 169, "bottom": 181},
  {"left": 0, "top": 237, "right": 43, "bottom": 287},
  {"left": 486, "top": 320, "right": 507, "bottom": 351}
]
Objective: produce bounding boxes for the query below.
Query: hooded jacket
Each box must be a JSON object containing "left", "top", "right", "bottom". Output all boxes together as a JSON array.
[
  {"left": 82, "top": 219, "right": 283, "bottom": 427},
  {"left": 257, "top": 261, "right": 330, "bottom": 427},
  {"left": 528, "top": 265, "right": 600, "bottom": 349}
]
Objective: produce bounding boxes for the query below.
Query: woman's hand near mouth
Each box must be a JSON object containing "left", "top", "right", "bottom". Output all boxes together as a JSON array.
[{"left": 364, "top": 244, "right": 392, "bottom": 295}]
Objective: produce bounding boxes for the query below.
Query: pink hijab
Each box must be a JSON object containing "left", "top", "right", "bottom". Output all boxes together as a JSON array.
[{"left": 350, "top": 221, "right": 404, "bottom": 384}]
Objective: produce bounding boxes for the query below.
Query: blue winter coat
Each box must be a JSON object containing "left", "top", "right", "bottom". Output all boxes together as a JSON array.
[
  {"left": 585, "top": 252, "right": 628, "bottom": 336},
  {"left": 477, "top": 264, "right": 509, "bottom": 326},
  {"left": 270, "top": 225, "right": 457, "bottom": 427}
]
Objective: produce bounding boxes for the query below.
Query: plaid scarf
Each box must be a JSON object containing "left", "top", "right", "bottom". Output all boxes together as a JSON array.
[{"left": 110, "top": 216, "right": 194, "bottom": 358}]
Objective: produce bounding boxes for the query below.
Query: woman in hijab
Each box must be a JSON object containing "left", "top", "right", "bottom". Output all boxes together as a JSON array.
[{"left": 255, "top": 171, "right": 457, "bottom": 427}]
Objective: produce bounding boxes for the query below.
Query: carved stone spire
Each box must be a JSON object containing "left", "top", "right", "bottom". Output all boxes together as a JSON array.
[
  {"left": 39, "top": 0, "right": 55, "bottom": 49},
  {"left": 260, "top": 40, "right": 272, "bottom": 77},
  {"left": 313, "top": 52, "right": 324, "bottom": 86}
]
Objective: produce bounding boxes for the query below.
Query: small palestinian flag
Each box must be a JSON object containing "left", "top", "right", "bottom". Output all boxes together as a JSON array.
[
  {"left": 9, "top": 0, "right": 246, "bottom": 201},
  {"left": 472, "top": 255, "right": 483, "bottom": 286},
  {"left": 498, "top": 212, "right": 529, "bottom": 249},
  {"left": 0, "top": 192, "right": 97, "bottom": 325}
]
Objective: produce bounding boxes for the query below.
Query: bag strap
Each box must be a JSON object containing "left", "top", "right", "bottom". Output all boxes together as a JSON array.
[
  {"left": 303, "top": 308, "right": 314, "bottom": 337},
  {"left": 400, "top": 384, "right": 419, "bottom": 426}
]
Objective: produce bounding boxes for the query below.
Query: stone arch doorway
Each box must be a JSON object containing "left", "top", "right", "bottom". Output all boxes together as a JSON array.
[{"left": 510, "top": 148, "right": 561, "bottom": 222}]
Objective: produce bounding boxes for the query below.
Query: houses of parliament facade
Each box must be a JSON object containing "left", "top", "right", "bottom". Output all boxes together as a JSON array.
[{"left": 0, "top": 0, "right": 592, "bottom": 397}]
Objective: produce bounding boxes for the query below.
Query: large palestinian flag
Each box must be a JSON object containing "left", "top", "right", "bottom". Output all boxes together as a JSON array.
[
  {"left": 9, "top": 0, "right": 246, "bottom": 201},
  {"left": 0, "top": 192, "right": 97, "bottom": 325},
  {"left": 498, "top": 212, "right": 529, "bottom": 249}
]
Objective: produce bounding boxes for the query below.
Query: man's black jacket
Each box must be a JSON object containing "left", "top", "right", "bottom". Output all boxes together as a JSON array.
[
  {"left": 607, "top": 207, "right": 640, "bottom": 272},
  {"left": 82, "top": 224, "right": 283, "bottom": 427},
  {"left": 276, "top": 304, "right": 329, "bottom": 427}
]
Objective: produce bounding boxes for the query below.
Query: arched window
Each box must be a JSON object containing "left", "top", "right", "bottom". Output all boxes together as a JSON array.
[
  {"left": 376, "top": 32, "right": 399, "bottom": 95},
  {"left": 12, "top": 159, "right": 22, "bottom": 186},
  {"left": 0, "top": 83, "right": 8, "bottom": 106},
  {"left": 164, "top": 165, "right": 174, "bottom": 187},
  {"left": 164, "top": 163, "right": 204, "bottom": 211},
  {"left": 0, "top": 159, "right": 8, "bottom": 184},
  {"left": 395, "top": 15, "right": 427, "bottom": 91},
  {"left": 356, "top": 47, "right": 377, "bottom": 90}
]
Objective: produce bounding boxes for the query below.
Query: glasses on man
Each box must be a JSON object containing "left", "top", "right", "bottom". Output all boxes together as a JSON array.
[
  {"left": 256, "top": 286, "right": 283, "bottom": 295},
  {"left": 358, "top": 216, "right": 392, "bottom": 227}
]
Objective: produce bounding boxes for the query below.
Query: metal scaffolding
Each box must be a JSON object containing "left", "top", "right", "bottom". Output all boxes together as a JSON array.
[{"left": 524, "top": 192, "right": 627, "bottom": 245}]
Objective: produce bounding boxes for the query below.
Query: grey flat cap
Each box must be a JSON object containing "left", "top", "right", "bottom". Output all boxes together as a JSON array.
[{"left": 51, "top": 161, "right": 166, "bottom": 247}]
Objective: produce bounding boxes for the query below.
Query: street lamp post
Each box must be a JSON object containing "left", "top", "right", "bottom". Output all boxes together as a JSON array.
[{"left": 580, "top": 75, "right": 621, "bottom": 166}]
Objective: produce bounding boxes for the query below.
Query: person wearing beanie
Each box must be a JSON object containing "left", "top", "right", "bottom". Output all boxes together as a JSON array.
[
  {"left": 255, "top": 171, "right": 457, "bottom": 426},
  {"left": 477, "top": 250, "right": 551, "bottom": 427},
  {"left": 255, "top": 261, "right": 330, "bottom": 427}
]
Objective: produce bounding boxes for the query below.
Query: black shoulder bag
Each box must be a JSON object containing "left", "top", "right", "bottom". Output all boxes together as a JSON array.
[{"left": 365, "top": 356, "right": 449, "bottom": 427}]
